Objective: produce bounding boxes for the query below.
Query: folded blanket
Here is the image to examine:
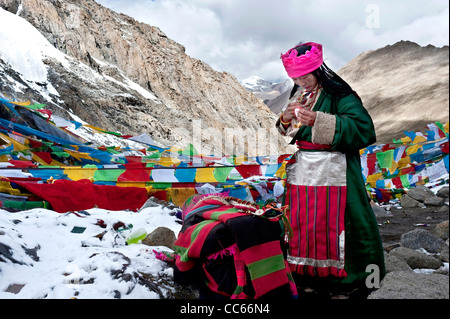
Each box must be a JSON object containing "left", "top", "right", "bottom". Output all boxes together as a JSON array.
[{"left": 173, "top": 194, "right": 297, "bottom": 299}]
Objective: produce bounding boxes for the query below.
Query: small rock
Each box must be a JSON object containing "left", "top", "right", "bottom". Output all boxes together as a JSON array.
[
  {"left": 437, "top": 205, "right": 449, "bottom": 213},
  {"left": 436, "top": 186, "right": 449, "bottom": 199},
  {"left": 438, "top": 245, "right": 449, "bottom": 263},
  {"left": 142, "top": 227, "right": 176, "bottom": 249},
  {"left": 433, "top": 220, "right": 449, "bottom": 240},
  {"left": 383, "top": 243, "right": 401, "bottom": 253},
  {"left": 138, "top": 197, "right": 178, "bottom": 212},
  {"left": 400, "top": 194, "right": 425, "bottom": 208},
  {"left": 372, "top": 206, "right": 391, "bottom": 218},
  {"left": 389, "top": 246, "right": 442, "bottom": 269},
  {"left": 401, "top": 229, "right": 445, "bottom": 253}
]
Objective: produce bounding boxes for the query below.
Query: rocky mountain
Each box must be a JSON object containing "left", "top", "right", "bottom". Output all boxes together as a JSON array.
[
  {"left": 251, "top": 41, "right": 449, "bottom": 145},
  {"left": 339, "top": 41, "right": 449, "bottom": 144},
  {"left": 0, "top": 0, "right": 289, "bottom": 156}
]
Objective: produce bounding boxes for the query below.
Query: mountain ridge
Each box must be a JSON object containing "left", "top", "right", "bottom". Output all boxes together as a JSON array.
[{"left": 0, "top": 0, "right": 289, "bottom": 155}]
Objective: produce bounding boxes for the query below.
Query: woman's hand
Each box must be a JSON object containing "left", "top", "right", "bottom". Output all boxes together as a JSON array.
[
  {"left": 295, "top": 106, "right": 317, "bottom": 126},
  {"left": 281, "top": 102, "right": 300, "bottom": 122},
  {"left": 282, "top": 102, "right": 317, "bottom": 126}
]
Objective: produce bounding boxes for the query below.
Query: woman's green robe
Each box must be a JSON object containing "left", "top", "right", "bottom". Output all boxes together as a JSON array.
[{"left": 277, "top": 90, "right": 386, "bottom": 284}]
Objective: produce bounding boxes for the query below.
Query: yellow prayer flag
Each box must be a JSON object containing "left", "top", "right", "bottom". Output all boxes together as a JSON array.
[
  {"left": 406, "top": 144, "right": 421, "bottom": 155},
  {"left": 275, "top": 162, "right": 286, "bottom": 179},
  {"left": 401, "top": 136, "right": 412, "bottom": 144},
  {"left": 195, "top": 167, "right": 216, "bottom": 182},
  {"left": 397, "top": 156, "right": 411, "bottom": 169},
  {"left": 234, "top": 155, "right": 247, "bottom": 165},
  {"left": 84, "top": 124, "right": 107, "bottom": 133},
  {"left": 167, "top": 188, "right": 196, "bottom": 207},
  {"left": 65, "top": 149, "right": 95, "bottom": 162},
  {"left": 366, "top": 173, "right": 383, "bottom": 188},
  {"left": 63, "top": 167, "right": 97, "bottom": 181},
  {"left": 157, "top": 157, "right": 181, "bottom": 167},
  {"left": 9, "top": 100, "right": 31, "bottom": 106},
  {"left": 116, "top": 182, "right": 148, "bottom": 188},
  {"left": 412, "top": 135, "right": 427, "bottom": 144}
]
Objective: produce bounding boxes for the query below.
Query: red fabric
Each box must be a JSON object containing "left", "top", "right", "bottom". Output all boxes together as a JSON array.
[
  {"left": 8, "top": 160, "right": 37, "bottom": 168},
  {"left": 117, "top": 163, "right": 151, "bottom": 182},
  {"left": 235, "top": 165, "right": 261, "bottom": 179},
  {"left": 14, "top": 179, "right": 148, "bottom": 213},
  {"left": 367, "top": 153, "right": 378, "bottom": 175},
  {"left": 441, "top": 141, "right": 449, "bottom": 154},
  {"left": 296, "top": 140, "right": 332, "bottom": 150},
  {"left": 392, "top": 177, "right": 403, "bottom": 188},
  {"left": 277, "top": 154, "right": 291, "bottom": 163},
  {"left": 286, "top": 184, "right": 347, "bottom": 278},
  {"left": 33, "top": 151, "right": 53, "bottom": 164}
]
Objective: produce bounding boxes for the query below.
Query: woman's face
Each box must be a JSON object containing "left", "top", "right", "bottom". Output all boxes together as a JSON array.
[{"left": 292, "top": 73, "right": 318, "bottom": 91}]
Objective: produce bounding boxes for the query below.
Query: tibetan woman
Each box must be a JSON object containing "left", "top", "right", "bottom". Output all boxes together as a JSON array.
[{"left": 276, "top": 42, "right": 385, "bottom": 289}]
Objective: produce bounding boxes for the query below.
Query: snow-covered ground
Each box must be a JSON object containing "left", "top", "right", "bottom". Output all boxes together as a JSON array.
[{"left": 0, "top": 205, "right": 182, "bottom": 299}]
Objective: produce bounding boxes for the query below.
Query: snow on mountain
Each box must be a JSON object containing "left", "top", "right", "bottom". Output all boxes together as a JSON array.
[
  {"left": 240, "top": 76, "right": 274, "bottom": 93},
  {"left": 0, "top": 7, "right": 69, "bottom": 83},
  {"left": 240, "top": 76, "right": 293, "bottom": 102}
]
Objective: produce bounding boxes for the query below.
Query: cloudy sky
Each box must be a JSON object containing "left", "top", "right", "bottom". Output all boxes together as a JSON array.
[{"left": 96, "top": 0, "right": 449, "bottom": 83}]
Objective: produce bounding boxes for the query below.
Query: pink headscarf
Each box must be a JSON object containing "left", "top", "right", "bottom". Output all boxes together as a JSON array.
[{"left": 281, "top": 42, "right": 323, "bottom": 78}]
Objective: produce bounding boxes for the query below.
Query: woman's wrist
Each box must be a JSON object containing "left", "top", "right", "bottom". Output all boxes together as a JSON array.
[{"left": 280, "top": 113, "right": 291, "bottom": 125}]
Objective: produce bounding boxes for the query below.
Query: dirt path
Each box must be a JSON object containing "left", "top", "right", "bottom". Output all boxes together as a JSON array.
[{"left": 376, "top": 206, "right": 449, "bottom": 245}]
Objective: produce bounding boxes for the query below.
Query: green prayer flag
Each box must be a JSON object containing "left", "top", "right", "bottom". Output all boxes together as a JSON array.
[
  {"left": 400, "top": 174, "right": 410, "bottom": 188},
  {"left": 376, "top": 150, "right": 394, "bottom": 169},
  {"left": 27, "top": 103, "right": 46, "bottom": 110},
  {"left": 93, "top": 169, "right": 125, "bottom": 182},
  {"left": 180, "top": 143, "right": 198, "bottom": 156},
  {"left": 213, "top": 166, "right": 234, "bottom": 183}
]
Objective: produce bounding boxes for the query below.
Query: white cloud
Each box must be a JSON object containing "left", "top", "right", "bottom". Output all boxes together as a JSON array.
[{"left": 96, "top": 0, "right": 449, "bottom": 82}]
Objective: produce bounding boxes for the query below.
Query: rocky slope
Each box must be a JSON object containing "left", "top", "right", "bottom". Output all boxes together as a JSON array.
[
  {"left": 339, "top": 41, "right": 449, "bottom": 144},
  {"left": 0, "top": 0, "right": 287, "bottom": 155}
]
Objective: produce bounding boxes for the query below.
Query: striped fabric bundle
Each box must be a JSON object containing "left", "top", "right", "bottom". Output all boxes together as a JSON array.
[{"left": 173, "top": 195, "right": 297, "bottom": 299}]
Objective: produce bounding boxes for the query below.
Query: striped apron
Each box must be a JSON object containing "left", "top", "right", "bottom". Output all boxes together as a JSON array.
[{"left": 285, "top": 141, "right": 347, "bottom": 278}]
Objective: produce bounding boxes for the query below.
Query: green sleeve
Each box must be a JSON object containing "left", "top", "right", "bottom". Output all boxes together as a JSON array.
[{"left": 331, "top": 94, "right": 376, "bottom": 152}]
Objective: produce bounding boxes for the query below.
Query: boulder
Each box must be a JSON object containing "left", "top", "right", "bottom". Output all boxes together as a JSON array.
[
  {"left": 407, "top": 185, "right": 436, "bottom": 202},
  {"left": 367, "top": 271, "right": 449, "bottom": 299},
  {"left": 436, "top": 186, "right": 449, "bottom": 199},
  {"left": 400, "top": 194, "right": 425, "bottom": 208},
  {"left": 433, "top": 220, "right": 449, "bottom": 240},
  {"left": 385, "top": 255, "right": 413, "bottom": 273},
  {"left": 142, "top": 227, "right": 177, "bottom": 250},
  {"left": 372, "top": 205, "right": 391, "bottom": 218},
  {"left": 400, "top": 229, "right": 445, "bottom": 253},
  {"left": 424, "top": 196, "right": 446, "bottom": 206},
  {"left": 403, "top": 185, "right": 446, "bottom": 207},
  {"left": 389, "top": 246, "right": 442, "bottom": 269},
  {"left": 439, "top": 245, "right": 449, "bottom": 263}
]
